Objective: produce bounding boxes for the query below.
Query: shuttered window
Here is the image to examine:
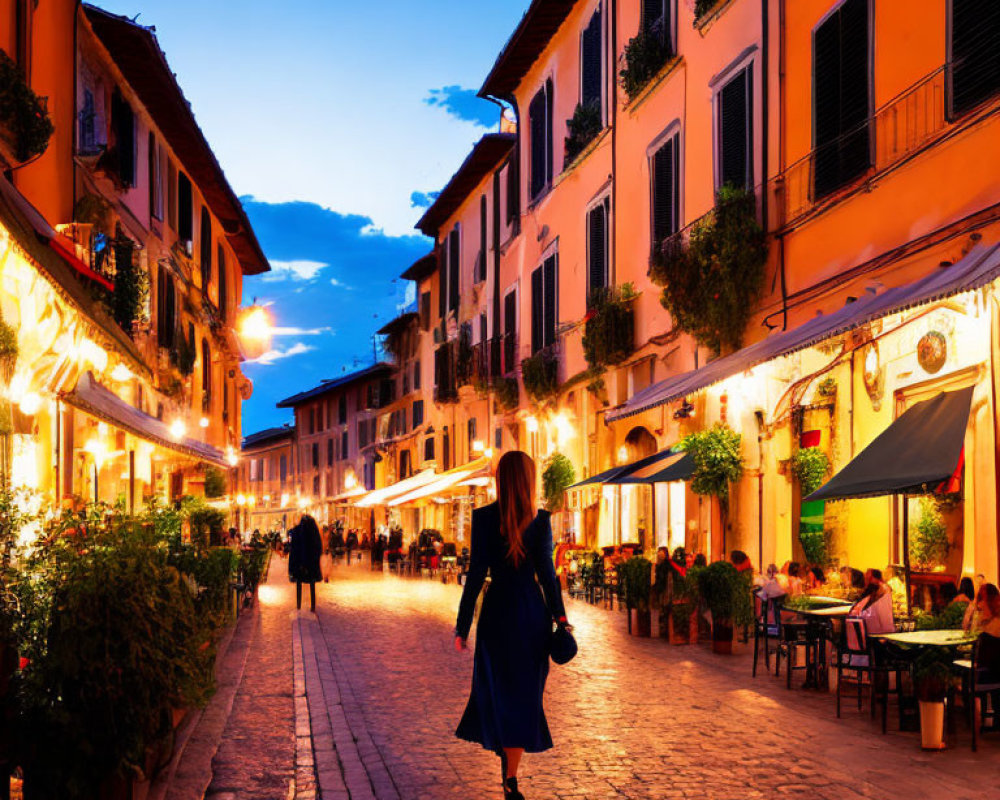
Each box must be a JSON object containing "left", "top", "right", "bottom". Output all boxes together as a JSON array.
[
  {"left": 156, "top": 265, "right": 176, "bottom": 349},
  {"left": 200, "top": 206, "right": 212, "bottom": 290},
  {"left": 412, "top": 399, "right": 424, "bottom": 428},
  {"left": 813, "top": 0, "right": 870, "bottom": 199},
  {"left": 581, "top": 8, "right": 603, "bottom": 111},
  {"left": 643, "top": 0, "right": 671, "bottom": 49},
  {"left": 529, "top": 81, "right": 553, "bottom": 200},
  {"left": 341, "top": 430, "right": 348, "bottom": 460},
  {"left": 424, "top": 436, "right": 435, "bottom": 462},
  {"left": 111, "top": 90, "right": 135, "bottom": 187},
  {"left": 201, "top": 339, "right": 211, "bottom": 404},
  {"left": 478, "top": 195, "right": 488, "bottom": 283},
  {"left": 448, "top": 226, "right": 460, "bottom": 312},
  {"left": 651, "top": 133, "right": 680, "bottom": 251},
  {"left": 951, "top": 0, "right": 1000, "bottom": 116},
  {"left": 717, "top": 66, "right": 753, "bottom": 190},
  {"left": 504, "top": 290, "right": 517, "bottom": 372},
  {"left": 217, "top": 243, "right": 227, "bottom": 321},
  {"left": 178, "top": 171, "right": 193, "bottom": 243},
  {"left": 505, "top": 155, "right": 519, "bottom": 225},
  {"left": 531, "top": 255, "right": 558, "bottom": 354},
  {"left": 587, "top": 199, "right": 609, "bottom": 298},
  {"left": 338, "top": 395, "right": 347, "bottom": 425}
]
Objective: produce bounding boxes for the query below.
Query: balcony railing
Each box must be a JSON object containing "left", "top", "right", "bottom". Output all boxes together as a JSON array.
[{"left": 779, "top": 63, "right": 954, "bottom": 227}]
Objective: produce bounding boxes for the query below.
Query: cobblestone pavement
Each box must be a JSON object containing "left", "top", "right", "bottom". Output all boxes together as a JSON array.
[
  {"left": 308, "top": 563, "right": 1000, "bottom": 800},
  {"left": 205, "top": 563, "right": 297, "bottom": 800}
]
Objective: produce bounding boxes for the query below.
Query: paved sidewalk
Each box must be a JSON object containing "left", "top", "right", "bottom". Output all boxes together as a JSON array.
[{"left": 304, "top": 564, "right": 1000, "bottom": 800}]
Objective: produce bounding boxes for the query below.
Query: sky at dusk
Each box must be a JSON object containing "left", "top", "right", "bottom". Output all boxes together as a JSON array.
[{"left": 93, "top": 0, "right": 530, "bottom": 432}]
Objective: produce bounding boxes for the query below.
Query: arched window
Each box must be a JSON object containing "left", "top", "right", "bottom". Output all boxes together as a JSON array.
[
  {"left": 200, "top": 206, "right": 212, "bottom": 290},
  {"left": 201, "top": 338, "right": 212, "bottom": 410}
]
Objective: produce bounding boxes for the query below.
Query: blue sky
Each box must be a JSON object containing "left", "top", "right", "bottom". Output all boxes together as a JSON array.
[{"left": 94, "top": 0, "right": 529, "bottom": 431}]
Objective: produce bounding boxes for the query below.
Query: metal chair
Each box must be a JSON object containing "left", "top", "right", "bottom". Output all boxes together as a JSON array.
[
  {"left": 953, "top": 632, "right": 1000, "bottom": 751},
  {"left": 752, "top": 594, "right": 784, "bottom": 677}
]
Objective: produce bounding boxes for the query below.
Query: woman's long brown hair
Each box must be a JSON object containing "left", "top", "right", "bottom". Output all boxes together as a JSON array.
[{"left": 496, "top": 450, "right": 536, "bottom": 566}]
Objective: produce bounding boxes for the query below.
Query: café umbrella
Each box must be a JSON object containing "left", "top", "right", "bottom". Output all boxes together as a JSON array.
[{"left": 805, "top": 387, "right": 974, "bottom": 614}]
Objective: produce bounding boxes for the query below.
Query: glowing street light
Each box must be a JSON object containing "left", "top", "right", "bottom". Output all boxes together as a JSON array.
[
  {"left": 111, "top": 364, "right": 132, "bottom": 382},
  {"left": 237, "top": 304, "right": 273, "bottom": 360},
  {"left": 199, "top": 416, "right": 210, "bottom": 428},
  {"left": 169, "top": 419, "right": 186, "bottom": 440}
]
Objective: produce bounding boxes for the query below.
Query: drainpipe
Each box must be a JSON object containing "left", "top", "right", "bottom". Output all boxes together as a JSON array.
[
  {"left": 611, "top": 0, "right": 618, "bottom": 286},
  {"left": 760, "top": 0, "right": 769, "bottom": 234},
  {"left": 776, "top": 0, "right": 789, "bottom": 330},
  {"left": 755, "top": 410, "right": 765, "bottom": 571}
]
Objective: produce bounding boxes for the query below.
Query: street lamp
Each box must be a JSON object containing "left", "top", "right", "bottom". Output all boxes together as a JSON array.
[{"left": 236, "top": 304, "right": 274, "bottom": 360}]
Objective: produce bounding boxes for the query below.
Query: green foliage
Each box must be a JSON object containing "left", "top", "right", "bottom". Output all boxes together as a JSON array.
[
  {"left": 800, "top": 528, "right": 831, "bottom": 567},
  {"left": 203, "top": 465, "right": 227, "bottom": 498},
  {"left": 790, "top": 447, "right": 830, "bottom": 496},
  {"left": 238, "top": 546, "right": 268, "bottom": 591},
  {"left": 7, "top": 507, "right": 220, "bottom": 796},
  {"left": 909, "top": 496, "right": 950, "bottom": 570},
  {"left": 541, "top": 452, "right": 576, "bottom": 512},
  {"left": 456, "top": 323, "right": 473, "bottom": 386},
  {"left": 650, "top": 184, "right": 767, "bottom": 354},
  {"left": 582, "top": 284, "right": 636, "bottom": 372},
  {"left": 188, "top": 504, "right": 227, "bottom": 550},
  {"left": 915, "top": 601, "right": 968, "bottom": 631},
  {"left": 0, "top": 50, "right": 54, "bottom": 162},
  {"left": 174, "top": 326, "right": 197, "bottom": 377},
  {"left": 493, "top": 376, "right": 519, "bottom": 410},
  {"left": 817, "top": 376, "right": 838, "bottom": 399},
  {"left": 695, "top": 560, "right": 752, "bottom": 626},
  {"left": 619, "top": 556, "right": 653, "bottom": 611},
  {"left": 564, "top": 100, "right": 603, "bottom": 166},
  {"left": 521, "top": 348, "right": 560, "bottom": 407},
  {"left": 619, "top": 22, "right": 672, "bottom": 102},
  {"left": 913, "top": 646, "right": 953, "bottom": 702},
  {"left": 110, "top": 238, "right": 149, "bottom": 333},
  {"left": 0, "top": 315, "right": 18, "bottom": 360},
  {"left": 681, "top": 424, "right": 743, "bottom": 503}
]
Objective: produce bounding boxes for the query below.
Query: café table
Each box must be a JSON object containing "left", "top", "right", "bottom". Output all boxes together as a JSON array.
[
  {"left": 875, "top": 630, "right": 976, "bottom": 647},
  {"left": 782, "top": 601, "right": 854, "bottom": 688}
]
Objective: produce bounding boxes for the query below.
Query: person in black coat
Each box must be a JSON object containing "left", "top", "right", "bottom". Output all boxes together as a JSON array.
[
  {"left": 454, "top": 451, "right": 569, "bottom": 800},
  {"left": 288, "top": 514, "right": 323, "bottom": 612}
]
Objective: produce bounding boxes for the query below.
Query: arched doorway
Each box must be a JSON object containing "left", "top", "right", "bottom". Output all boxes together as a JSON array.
[{"left": 615, "top": 427, "right": 657, "bottom": 551}]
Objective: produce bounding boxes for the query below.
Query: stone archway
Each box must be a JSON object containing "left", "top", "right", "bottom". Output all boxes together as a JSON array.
[{"left": 623, "top": 426, "right": 657, "bottom": 461}]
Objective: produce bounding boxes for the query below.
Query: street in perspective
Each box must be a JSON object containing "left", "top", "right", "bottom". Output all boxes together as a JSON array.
[{"left": 0, "top": 0, "right": 1000, "bottom": 799}]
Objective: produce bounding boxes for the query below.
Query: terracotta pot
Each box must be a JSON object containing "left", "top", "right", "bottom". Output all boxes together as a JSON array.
[
  {"left": 711, "top": 619, "right": 734, "bottom": 655},
  {"left": 668, "top": 606, "right": 698, "bottom": 645},
  {"left": 919, "top": 701, "right": 946, "bottom": 750}
]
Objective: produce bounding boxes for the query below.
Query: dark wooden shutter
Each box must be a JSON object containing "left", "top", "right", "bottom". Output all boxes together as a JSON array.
[
  {"left": 200, "top": 206, "right": 212, "bottom": 289},
  {"left": 479, "top": 195, "right": 487, "bottom": 282},
  {"left": 813, "top": 0, "right": 870, "bottom": 198},
  {"left": 543, "top": 254, "right": 557, "bottom": 348},
  {"left": 952, "top": 0, "right": 1000, "bottom": 115},
  {"left": 545, "top": 79, "right": 554, "bottom": 186},
  {"left": 148, "top": 132, "right": 156, "bottom": 216},
  {"left": 582, "top": 9, "right": 603, "bottom": 110},
  {"left": 504, "top": 290, "right": 516, "bottom": 371},
  {"left": 531, "top": 266, "right": 543, "bottom": 354},
  {"left": 438, "top": 241, "right": 447, "bottom": 317},
  {"left": 719, "top": 67, "right": 752, "bottom": 190},
  {"left": 201, "top": 339, "right": 211, "bottom": 401},
  {"left": 652, "top": 134, "right": 679, "bottom": 247},
  {"left": 588, "top": 203, "right": 607, "bottom": 297},
  {"left": 113, "top": 91, "right": 135, "bottom": 186},
  {"left": 448, "top": 227, "right": 460, "bottom": 312},
  {"left": 506, "top": 155, "right": 519, "bottom": 224},
  {"left": 178, "top": 172, "right": 193, "bottom": 242},
  {"left": 217, "top": 243, "right": 227, "bottom": 321},
  {"left": 529, "top": 88, "right": 547, "bottom": 199}
]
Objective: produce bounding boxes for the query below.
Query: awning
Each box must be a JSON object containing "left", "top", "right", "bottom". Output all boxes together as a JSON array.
[
  {"left": 612, "top": 451, "right": 695, "bottom": 485},
  {"left": 806, "top": 387, "right": 974, "bottom": 501},
  {"left": 607, "top": 242, "right": 1000, "bottom": 422},
  {"left": 62, "top": 371, "right": 227, "bottom": 467},
  {"left": 567, "top": 446, "right": 685, "bottom": 489},
  {"left": 354, "top": 469, "right": 437, "bottom": 507},
  {"left": 330, "top": 486, "right": 367, "bottom": 503},
  {"left": 388, "top": 458, "right": 491, "bottom": 506}
]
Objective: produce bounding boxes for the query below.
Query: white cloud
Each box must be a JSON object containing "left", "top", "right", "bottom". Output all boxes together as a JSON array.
[
  {"left": 265, "top": 259, "right": 329, "bottom": 281},
  {"left": 330, "top": 277, "right": 353, "bottom": 290},
  {"left": 246, "top": 342, "right": 314, "bottom": 365},
  {"left": 272, "top": 326, "right": 329, "bottom": 336}
]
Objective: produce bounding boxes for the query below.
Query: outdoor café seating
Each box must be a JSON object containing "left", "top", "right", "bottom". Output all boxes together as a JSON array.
[{"left": 952, "top": 632, "right": 1000, "bottom": 750}]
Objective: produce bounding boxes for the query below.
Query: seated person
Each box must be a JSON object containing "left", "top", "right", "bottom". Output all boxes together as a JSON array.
[
  {"left": 966, "top": 583, "right": 1000, "bottom": 636},
  {"left": 756, "top": 564, "right": 785, "bottom": 600},
  {"left": 803, "top": 565, "right": 825, "bottom": 593},
  {"left": 956, "top": 576, "right": 976, "bottom": 604},
  {"left": 849, "top": 568, "right": 895, "bottom": 635},
  {"left": 786, "top": 562, "right": 804, "bottom": 597}
]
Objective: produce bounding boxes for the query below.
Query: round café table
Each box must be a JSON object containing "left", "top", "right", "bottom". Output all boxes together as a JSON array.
[{"left": 875, "top": 630, "right": 976, "bottom": 647}]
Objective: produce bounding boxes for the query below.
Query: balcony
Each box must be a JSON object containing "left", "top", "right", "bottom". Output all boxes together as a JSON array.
[
  {"left": 777, "top": 62, "right": 985, "bottom": 228},
  {"left": 520, "top": 340, "right": 562, "bottom": 408},
  {"left": 0, "top": 51, "right": 54, "bottom": 166}
]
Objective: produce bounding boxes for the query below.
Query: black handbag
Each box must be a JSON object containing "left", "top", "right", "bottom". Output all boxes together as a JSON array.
[{"left": 550, "top": 621, "right": 577, "bottom": 665}]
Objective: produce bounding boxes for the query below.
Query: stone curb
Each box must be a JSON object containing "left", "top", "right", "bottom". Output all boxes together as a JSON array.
[{"left": 292, "top": 614, "right": 320, "bottom": 799}]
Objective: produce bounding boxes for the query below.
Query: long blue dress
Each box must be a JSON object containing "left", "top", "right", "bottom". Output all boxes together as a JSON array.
[{"left": 454, "top": 503, "right": 565, "bottom": 753}]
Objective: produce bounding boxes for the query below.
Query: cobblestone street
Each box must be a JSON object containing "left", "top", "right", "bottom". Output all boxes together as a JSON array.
[{"left": 198, "top": 563, "right": 1000, "bottom": 800}]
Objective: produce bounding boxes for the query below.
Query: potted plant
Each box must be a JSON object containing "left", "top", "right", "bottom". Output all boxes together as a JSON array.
[
  {"left": 681, "top": 424, "right": 744, "bottom": 550},
  {"left": 913, "top": 647, "right": 952, "bottom": 750},
  {"left": 541, "top": 452, "right": 576, "bottom": 512},
  {"left": 620, "top": 556, "right": 653, "bottom": 637},
  {"left": 695, "top": 560, "right": 746, "bottom": 654},
  {"left": 669, "top": 567, "right": 699, "bottom": 645}
]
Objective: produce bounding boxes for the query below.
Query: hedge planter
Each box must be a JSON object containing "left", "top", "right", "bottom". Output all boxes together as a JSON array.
[
  {"left": 668, "top": 604, "right": 698, "bottom": 645},
  {"left": 711, "top": 618, "right": 734, "bottom": 655},
  {"left": 631, "top": 607, "right": 652, "bottom": 638}
]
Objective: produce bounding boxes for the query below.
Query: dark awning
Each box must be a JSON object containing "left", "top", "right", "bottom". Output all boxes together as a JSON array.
[
  {"left": 63, "top": 372, "right": 227, "bottom": 467},
  {"left": 607, "top": 242, "right": 1000, "bottom": 422},
  {"left": 611, "top": 451, "right": 695, "bottom": 485},
  {"left": 568, "top": 446, "right": 685, "bottom": 489},
  {"left": 806, "top": 387, "right": 974, "bottom": 501}
]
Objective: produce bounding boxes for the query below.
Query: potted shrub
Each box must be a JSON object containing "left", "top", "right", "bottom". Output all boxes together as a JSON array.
[
  {"left": 913, "top": 647, "right": 951, "bottom": 750},
  {"left": 541, "top": 452, "right": 576, "bottom": 513},
  {"left": 695, "top": 560, "right": 746, "bottom": 654},
  {"left": 681, "top": 424, "right": 744, "bottom": 551},
  {"left": 620, "top": 556, "right": 653, "bottom": 637},
  {"left": 669, "top": 568, "right": 699, "bottom": 645}
]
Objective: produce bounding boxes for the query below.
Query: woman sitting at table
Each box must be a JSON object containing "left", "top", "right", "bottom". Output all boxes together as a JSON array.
[
  {"left": 786, "top": 562, "right": 804, "bottom": 596},
  {"left": 849, "top": 569, "right": 895, "bottom": 635},
  {"left": 964, "top": 583, "right": 1000, "bottom": 635},
  {"left": 956, "top": 576, "right": 976, "bottom": 605}
]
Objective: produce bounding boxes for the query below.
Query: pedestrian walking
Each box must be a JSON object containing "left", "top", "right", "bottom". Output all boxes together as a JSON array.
[
  {"left": 288, "top": 514, "right": 323, "bottom": 612},
  {"left": 454, "top": 451, "right": 571, "bottom": 800}
]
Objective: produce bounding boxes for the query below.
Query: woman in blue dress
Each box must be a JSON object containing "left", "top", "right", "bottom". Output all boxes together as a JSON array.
[{"left": 454, "top": 451, "right": 569, "bottom": 799}]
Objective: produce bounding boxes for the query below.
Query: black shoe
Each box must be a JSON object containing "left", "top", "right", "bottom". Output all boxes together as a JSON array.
[{"left": 503, "top": 777, "right": 524, "bottom": 800}]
